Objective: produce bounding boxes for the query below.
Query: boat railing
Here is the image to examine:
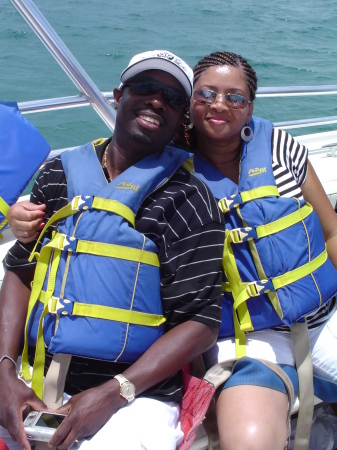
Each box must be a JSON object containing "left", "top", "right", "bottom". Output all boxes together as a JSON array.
[
  {"left": 18, "top": 86, "right": 337, "bottom": 163},
  {"left": 17, "top": 85, "right": 337, "bottom": 162},
  {"left": 18, "top": 86, "right": 337, "bottom": 133}
]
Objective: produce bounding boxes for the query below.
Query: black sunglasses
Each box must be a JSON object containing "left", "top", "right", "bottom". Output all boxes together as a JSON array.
[{"left": 122, "top": 76, "right": 190, "bottom": 109}]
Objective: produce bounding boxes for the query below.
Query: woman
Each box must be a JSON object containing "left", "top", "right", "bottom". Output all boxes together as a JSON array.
[
  {"left": 179, "top": 52, "right": 337, "bottom": 450},
  {"left": 7, "top": 52, "right": 337, "bottom": 450}
]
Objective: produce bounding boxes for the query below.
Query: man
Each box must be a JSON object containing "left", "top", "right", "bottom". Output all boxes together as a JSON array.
[{"left": 0, "top": 51, "right": 224, "bottom": 450}]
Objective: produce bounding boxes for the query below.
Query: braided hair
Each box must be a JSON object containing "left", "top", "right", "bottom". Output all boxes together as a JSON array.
[
  {"left": 175, "top": 51, "right": 258, "bottom": 149},
  {"left": 193, "top": 51, "right": 258, "bottom": 101}
]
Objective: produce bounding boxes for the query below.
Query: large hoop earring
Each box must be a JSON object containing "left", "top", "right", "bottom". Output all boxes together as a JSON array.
[{"left": 241, "top": 125, "right": 253, "bottom": 142}]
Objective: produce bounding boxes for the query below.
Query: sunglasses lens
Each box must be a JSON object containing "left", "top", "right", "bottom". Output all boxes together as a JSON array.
[
  {"left": 164, "top": 88, "right": 189, "bottom": 108},
  {"left": 132, "top": 80, "right": 159, "bottom": 95},
  {"left": 226, "top": 94, "right": 248, "bottom": 109},
  {"left": 194, "top": 90, "right": 216, "bottom": 104},
  {"left": 127, "top": 79, "right": 188, "bottom": 108}
]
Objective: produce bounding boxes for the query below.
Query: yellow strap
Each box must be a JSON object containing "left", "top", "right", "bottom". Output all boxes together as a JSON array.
[
  {"left": 222, "top": 281, "right": 232, "bottom": 293},
  {"left": 240, "top": 185, "right": 280, "bottom": 203},
  {"left": 181, "top": 156, "right": 194, "bottom": 174},
  {"left": 29, "top": 197, "right": 136, "bottom": 262},
  {"left": 228, "top": 203, "right": 314, "bottom": 244},
  {"left": 21, "top": 244, "right": 56, "bottom": 381},
  {"left": 272, "top": 248, "right": 327, "bottom": 290},
  {"left": 29, "top": 202, "right": 78, "bottom": 261},
  {"left": 47, "top": 232, "right": 160, "bottom": 267},
  {"left": 31, "top": 249, "right": 61, "bottom": 398},
  {"left": 92, "top": 197, "right": 135, "bottom": 227},
  {"left": 218, "top": 186, "right": 279, "bottom": 214},
  {"left": 232, "top": 248, "right": 328, "bottom": 334},
  {"left": 255, "top": 203, "right": 313, "bottom": 239},
  {"left": 31, "top": 301, "right": 50, "bottom": 399},
  {"left": 222, "top": 231, "right": 242, "bottom": 297},
  {"left": 47, "top": 295, "right": 166, "bottom": 327},
  {"left": 233, "top": 308, "right": 247, "bottom": 358},
  {"left": 223, "top": 231, "right": 254, "bottom": 356},
  {"left": 0, "top": 197, "right": 9, "bottom": 232},
  {"left": 0, "top": 196, "right": 10, "bottom": 217},
  {"left": 0, "top": 218, "right": 8, "bottom": 232}
]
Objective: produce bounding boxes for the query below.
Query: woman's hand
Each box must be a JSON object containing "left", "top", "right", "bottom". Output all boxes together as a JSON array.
[{"left": 7, "top": 202, "right": 46, "bottom": 243}]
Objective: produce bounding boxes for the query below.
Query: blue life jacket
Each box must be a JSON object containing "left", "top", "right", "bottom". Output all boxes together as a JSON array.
[
  {"left": 194, "top": 117, "right": 337, "bottom": 356},
  {"left": 22, "top": 141, "right": 193, "bottom": 395},
  {"left": 0, "top": 101, "right": 50, "bottom": 231}
]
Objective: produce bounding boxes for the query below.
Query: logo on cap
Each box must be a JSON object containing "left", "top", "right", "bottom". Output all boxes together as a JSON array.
[{"left": 151, "top": 51, "right": 189, "bottom": 75}]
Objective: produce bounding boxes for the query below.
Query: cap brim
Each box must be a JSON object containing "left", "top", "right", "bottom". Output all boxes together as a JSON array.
[{"left": 120, "top": 58, "right": 192, "bottom": 97}]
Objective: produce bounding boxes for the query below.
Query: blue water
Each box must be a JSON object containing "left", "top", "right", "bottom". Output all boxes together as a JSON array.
[{"left": 1, "top": 0, "right": 336, "bottom": 150}]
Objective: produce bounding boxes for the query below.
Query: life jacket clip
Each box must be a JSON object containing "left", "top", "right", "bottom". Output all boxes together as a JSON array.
[
  {"left": 246, "top": 279, "right": 273, "bottom": 297},
  {"left": 48, "top": 296, "right": 72, "bottom": 315},
  {"left": 58, "top": 234, "right": 77, "bottom": 252},
  {"left": 218, "top": 194, "right": 241, "bottom": 213},
  {"left": 71, "top": 195, "right": 93, "bottom": 211},
  {"left": 230, "top": 227, "right": 257, "bottom": 244}
]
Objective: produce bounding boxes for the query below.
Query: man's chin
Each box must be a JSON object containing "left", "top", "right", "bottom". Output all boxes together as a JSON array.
[{"left": 132, "top": 133, "right": 153, "bottom": 146}]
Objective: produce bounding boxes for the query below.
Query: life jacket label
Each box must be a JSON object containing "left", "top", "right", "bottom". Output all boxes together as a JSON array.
[
  {"left": 116, "top": 181, "right": 140, "bottom": 191},
  {"left": 248, "top": 167, "right": 267, "bottom": 177}
]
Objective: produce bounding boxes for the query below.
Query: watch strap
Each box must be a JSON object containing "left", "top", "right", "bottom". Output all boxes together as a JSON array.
[{"left": 114, "top": 374, "right": 135, "bottom": 403}]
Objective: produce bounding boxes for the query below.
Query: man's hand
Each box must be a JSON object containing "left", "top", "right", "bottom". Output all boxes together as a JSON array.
[
  {"left": 48, "top": 380, "right": 125, "bottom": 449},
  {"left": 0, "top": 364, "right": 47, "bottom": 450},
  {"left": 7, "top": 202, "right": 46, "bottom": 243}
]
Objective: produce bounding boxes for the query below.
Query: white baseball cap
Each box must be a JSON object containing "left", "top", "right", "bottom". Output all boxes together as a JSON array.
[{"left": 120, "top": 50, "right": 193, "bottom": 97}]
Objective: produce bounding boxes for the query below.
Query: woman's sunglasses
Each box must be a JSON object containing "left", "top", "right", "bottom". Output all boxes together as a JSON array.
[
  {"left": 122, "top": 76, "right": 190, "bottom": 109},
  {"left": 194, "top": 89, "right": 251, "bottom": 110}
]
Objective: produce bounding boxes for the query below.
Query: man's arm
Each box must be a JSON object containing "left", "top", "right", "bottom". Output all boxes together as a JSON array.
[
  {"left": 0, "top": 269, "right": 46, "bottom": 450},
  {"left": 49, "top": 321, "right": 217, "bottom": 449}
]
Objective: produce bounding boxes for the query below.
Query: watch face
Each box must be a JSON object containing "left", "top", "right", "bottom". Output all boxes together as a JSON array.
[{"left": 121, "top": 381, "right": 135, "bottom": 399}]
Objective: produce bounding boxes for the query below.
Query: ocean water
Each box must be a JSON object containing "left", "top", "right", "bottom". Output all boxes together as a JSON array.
[{"left": 1, "top": 0, "right": 337, "bottom": 151}]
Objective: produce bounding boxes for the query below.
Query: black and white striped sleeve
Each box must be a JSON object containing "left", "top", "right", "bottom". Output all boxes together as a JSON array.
[
  {"left": 136, "top": 168, "right": 225, "bottom": 331},
  {"left": 271, "top": 128, "right": 309, "bottom": 198}
]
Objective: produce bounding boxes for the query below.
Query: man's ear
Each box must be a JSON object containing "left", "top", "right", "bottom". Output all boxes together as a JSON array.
[{"left": 113, "top": 88, "right": 123, "bottom": 110}]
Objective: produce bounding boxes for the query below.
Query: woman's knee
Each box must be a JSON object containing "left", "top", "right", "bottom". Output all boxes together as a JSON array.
[{"left": 216, "top": 385, "right": 288, "bottom": 450}]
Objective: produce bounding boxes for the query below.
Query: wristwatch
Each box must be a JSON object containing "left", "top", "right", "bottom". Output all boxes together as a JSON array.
[{"left": 114, "top": 374, "right": 136, "bottom": 403}]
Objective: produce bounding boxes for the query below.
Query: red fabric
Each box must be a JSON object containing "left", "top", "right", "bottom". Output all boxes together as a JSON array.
[
  {"left": 180, "top": 372, "right": 216, "bottom": 450},
  {"left": 0, "top": 438, "right": 9, "bottom": 450}
]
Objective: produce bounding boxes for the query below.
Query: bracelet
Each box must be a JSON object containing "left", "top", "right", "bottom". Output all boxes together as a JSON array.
[{"left": 0, "top": 355, "right": 17, "bottom": 369}]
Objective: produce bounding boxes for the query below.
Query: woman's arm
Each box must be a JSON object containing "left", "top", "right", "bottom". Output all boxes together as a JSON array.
[{"left": 301, "top": 161, "right": 337, "bottom": 268}]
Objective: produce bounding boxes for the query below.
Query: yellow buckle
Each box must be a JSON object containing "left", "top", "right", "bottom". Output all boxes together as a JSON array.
[
  {"left": 230, "top": 227, "right": 253, "bottom": 244},
  {"left": 71, "top": 195, "right": 92, "bottom": 211},
  {"left": 48, "top": 296, "right": 63, "bottom": 314},
  {"left": 48, "top": 296, "right": 71, "bottom": 315},
  {"left": 218, "top": 197, "right": 234, "bottom": 213},
  {"left": 57, "top": 234, "right": 76, "bottom": 252},
  {"left": 246, "top": 280, "right": 270, "bottom": 297}
]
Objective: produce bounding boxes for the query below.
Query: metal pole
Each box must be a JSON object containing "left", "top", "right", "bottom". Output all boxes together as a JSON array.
[{"left": 9, "top": 0, "right": 116, "bottom": 131}]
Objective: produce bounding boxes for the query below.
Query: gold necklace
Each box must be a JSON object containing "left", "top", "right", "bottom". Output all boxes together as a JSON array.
[
  {"left": 103, "top": 144, "right": 109, "bottom": 168},
  {"left": 102, "top": 144, "right": 111, "bottom": 182}
]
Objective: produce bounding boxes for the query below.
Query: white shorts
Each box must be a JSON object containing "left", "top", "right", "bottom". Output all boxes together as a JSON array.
[
  {"left": 204, "top": 305, "right": 337, "bottom": 395},
  {"left": 0, "top": 386, "right": 183, "bottom": 450}
]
